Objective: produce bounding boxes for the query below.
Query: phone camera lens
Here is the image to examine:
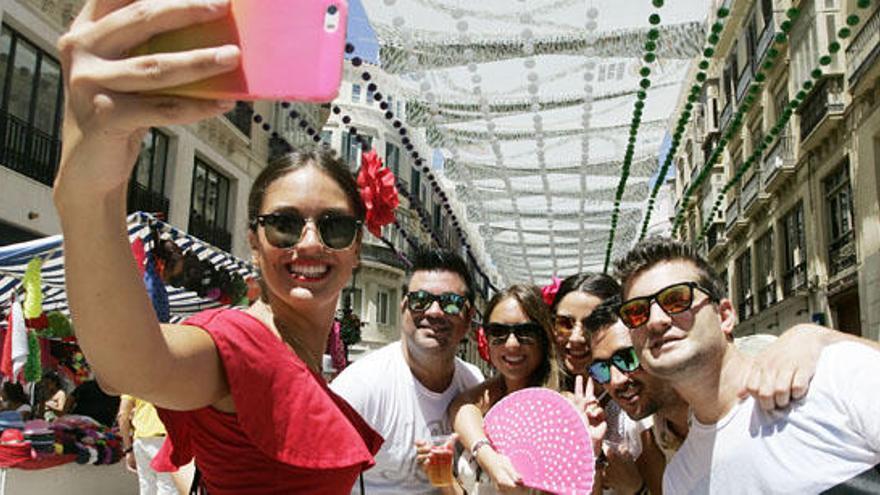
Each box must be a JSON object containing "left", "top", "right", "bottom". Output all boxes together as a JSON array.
[{"left": 327, "top": 5, "right": 338, "bottom": 14}]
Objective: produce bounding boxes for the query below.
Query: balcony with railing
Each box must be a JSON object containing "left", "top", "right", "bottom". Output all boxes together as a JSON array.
[
  {"left": 707, "top": 222, "right": 727, "bottom": 259},
  {"left": 828, "top": 230, "right": 857, "bottom": 277},
  {"left": 742, "top": 169, "right": 769, "bottom": 218},
  {"left": 188, "top": 213, "right": 233, "bottom": 252},
  {"left": 127, "top": 183, "right": 170, "bottom": 220},
  {"left": 799, "top": 76, "right": 845, "bottom": 144},
  {"left": 783, "top": 262, "right": 807, "bottom": 296},
  {"left": 735, "top": 65, "right": 754, "bottom": 103},
  {"left": 763, "top": 133, "right": 796, "bottom": 193},
  {"left": 725, "top": 196, "right": 739, "bottom": 232},
  {"left": 719, "top": 101, "right": 733, "bottom": 134},
  {"left": 0, "top": 111, "right": 62, "bottom": 187},
  {"left": 753, "top": 21, "right": 776, "bottom": 71},
  {"left": 846, "top": 5, "right": 880, "bottom": 90},
  {"left": 758, "top": 281, "right": 777, "bottom": 311},
  {"left": 362, "top": 243, "right": 408, "bottom": 270}
]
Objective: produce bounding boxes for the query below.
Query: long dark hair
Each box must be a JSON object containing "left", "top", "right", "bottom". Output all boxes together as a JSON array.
[
  {"left": 247, "top": 147, "right": 366, "bottom": 227},
  {"left": 551, "top": 272, "right": 621, "bottom": 312},
  {"left": 484, "top": 284, "right": 561, "bottom": 391}
]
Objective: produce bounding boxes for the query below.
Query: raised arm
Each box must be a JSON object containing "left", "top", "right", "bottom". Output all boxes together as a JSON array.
[
  {"left": 740, "top": 323, "right": 880, "bottom": 410},
  {"left": 53, "top": 0, "right": 239, "bottom": 409}
]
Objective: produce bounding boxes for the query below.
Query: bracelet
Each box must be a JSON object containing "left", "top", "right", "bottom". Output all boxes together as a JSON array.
[{"left": 470, "top": 438, "right": 492, "bottom": 458}]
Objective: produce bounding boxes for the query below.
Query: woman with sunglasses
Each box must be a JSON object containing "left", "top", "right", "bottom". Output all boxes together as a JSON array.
[
  {"left": 442, "top": 285, "right": 560, "bottom": 494},
  {"left": 550, "top": 273, "right": 621, "bottom": 390},
  {"left": 51, "top": 3, "right": 382, "bottom": 491}
]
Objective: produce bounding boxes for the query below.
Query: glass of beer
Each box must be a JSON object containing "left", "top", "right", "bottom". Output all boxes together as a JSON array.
[{"left": 426, "top": 434, "right": 455, "bottom": 487}]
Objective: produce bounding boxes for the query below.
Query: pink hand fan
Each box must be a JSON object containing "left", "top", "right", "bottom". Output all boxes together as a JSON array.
[{"left": 483, "top": 388, "right": 594, "bottom": 495}]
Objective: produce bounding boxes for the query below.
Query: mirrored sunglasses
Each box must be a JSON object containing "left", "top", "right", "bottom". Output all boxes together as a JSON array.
[
  {"left": 588, "top": 346, "right": 640, "bottom": 384},
  {"left": 405, "top": 290, "right": 468, "bottom": 315},
  {"left": 618, "top": 281, "right": 716, "bottom": 329}
]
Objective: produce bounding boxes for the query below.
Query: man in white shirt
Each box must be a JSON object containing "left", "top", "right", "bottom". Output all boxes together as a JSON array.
[
  {"left": 615, "top": 236, "right": 880, "bottom": 494},
  {"left": 332, "top": 249, "right": 484, "bottom": 494}
]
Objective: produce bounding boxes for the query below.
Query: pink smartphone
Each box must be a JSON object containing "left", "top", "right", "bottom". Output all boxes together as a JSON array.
[{"left": 132, "top": 0, "right": 349, "bottom": 101}]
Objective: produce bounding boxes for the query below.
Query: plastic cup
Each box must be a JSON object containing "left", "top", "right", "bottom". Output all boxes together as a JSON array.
[{"left": 426, "top": 434, "right": 454, "bottom": 487}]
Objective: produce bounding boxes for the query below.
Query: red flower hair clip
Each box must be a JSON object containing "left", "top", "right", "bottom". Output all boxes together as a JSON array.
[
  {"left": 476, "top": 326, "right": 491, "bottom": 364},
  {"left": 357, "top": 149, "right": 400, "bottom": 237},
  {"left": 541, "top": 276, "right": 562, "bottom": 307}
]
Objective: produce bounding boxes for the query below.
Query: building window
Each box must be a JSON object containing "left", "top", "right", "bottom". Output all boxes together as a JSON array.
[
  {"left": 782, "top": 202, "right": 807, "bottom": 295},
  {"left": 341, "top": 132, "right": 372, "bottom": 171},
  {"left": 0, "top": 25, "right": 63, "bottom": 186},
  {"left": 385, "top": 142, "right": 400, "bottom": 176},
  {"left": 224, "top": 101, "right": 253, "bottom": 138},
  {"left": 756, "top": 230, "right": 776, "bottom": 310},
  {"left": 376, "top": 289, "right": 390, "bottom": 325},
  {"left": 411, "top": 168, "right": 421, "bottom": 200},
  {"left": 433, "top": 203, "right": 442, "bottom": 231},
  {"left": 736, "top": 249, "right": 753, "bottom": 322},
  {"left": 128, "top": 128, "right": 171, "bottom": 218},
  {"left": 366, "top": 86, "right": 375, "bottom": 104},
  {"left": 824, "top": 161, "right": 856, "bottom": 276},
  {"left": 189, "top": 158, "right": 232, "bottom": 251},
  {"left": 351, "top": 84, "right": 361, "bottom": 103},
  {"left": 319, "top": 130, "right": 332, "bottom": 145}
]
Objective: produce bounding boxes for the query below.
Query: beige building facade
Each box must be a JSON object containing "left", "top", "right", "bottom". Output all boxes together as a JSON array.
[{"left": 672, "top": 0, "right": 880, "bottom": 341}]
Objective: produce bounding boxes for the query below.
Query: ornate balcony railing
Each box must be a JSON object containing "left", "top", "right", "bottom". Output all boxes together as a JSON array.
[
  {"left": 846, "top": 5, "right": 880, "bottom": 88},
  {"left": 719, "top": 101, "right": 733, "bottom": 134},
  {"left": 754, "top": 22, "right": 775, "bottom": 71},
  {"left": 127, "top": 183, "right": 170, "bottom": 220},
  {"left": 707, "top": 223, "right": 725, "bottom": 253},
  {"left": 828, "top": 230, "right": 857, "bottom": 277},
  {"left": 763, "top": 133, "right": 795, "bottom": 186},
  {"left": 725, "top": 196, "right": 739, "bottom": 231},
  {"left": 741, "top": 171, "right": 760, "bottom": 211},
  {"left": 799, "top": 76, "right": 845, "bottom": 141},
  {"left": 735, "top": 65, "right": 754, "bottom": 103},
  {"left": 0, "top": 111, "right": 61, "bottom": 187}
]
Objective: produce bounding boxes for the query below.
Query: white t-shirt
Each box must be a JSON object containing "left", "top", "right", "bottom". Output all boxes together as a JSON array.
[
  {"left": 665, "top": 342, "right": 880, "bottom": 494},
  {"left": 331, "top": 341, "right": 484, "bottom": 494}
]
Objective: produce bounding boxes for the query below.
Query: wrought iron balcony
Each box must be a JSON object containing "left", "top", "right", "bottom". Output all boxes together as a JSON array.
[
  {"left": 753, "top": 22, "right": 775, "bottom": 71},
  {"left": 783, "top": 262, "right": 807, "bottom": 296},
  {"left": 741, "top": 171, "right": 760, "bottom": 212},
  {"left": 362, "top": 243, "right": 408, "bottom": 270},
  {"left": 799, "top": 76, "right": 845, "bottom": 143},
  {"left": 758, "top": 281, "right": 777, "bottom": 311},
  {"left": 762, "top": 133, "right": 796, "bottom": 193},
  {"left": 828, "top": 230, "right": 857, "bottom": 277},
  {"left": 846, "top": 5, "right": 880, "bottom": 89},
  {"left": 725, "top": 196, "right": 739, "bottom": 232},
  {"left": 735, "top": 66, "right": 754, "bottom": 103},
  {"left": 127, "top": 182, "right": 170, "bottom": 220},
  {"left": 0, "top": 111, "right": 62, "bottom": 187},
  {"left": 188, "top": 212, "right": 233, "bottom": 252},
  {"left": 719, "top": 101, "right": 733, "bottom": 134},
  {"left": 707, "top": 223, "right": 727, "bottom": 259}
]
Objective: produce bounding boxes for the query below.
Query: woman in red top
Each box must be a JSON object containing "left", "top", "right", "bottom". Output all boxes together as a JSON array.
[{"left": 53, "top": 1, "right": 381, "bottom": 493}]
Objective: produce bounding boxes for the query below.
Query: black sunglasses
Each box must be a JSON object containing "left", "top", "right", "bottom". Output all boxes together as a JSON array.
[
  {"left": 484, "top": 322, "right": 543, "bottom": 346},
  {"left": 588, "top": 346, "right": 640, "bottom": 384},
  {"left": 405, "top": 290, "right": 469, "bottom": 316},
  {"left": 251, "top": 212, "right": 362, "bottom": 250},
  {"left": 618, "top": 281, "right": 717, "bottom": 329}
]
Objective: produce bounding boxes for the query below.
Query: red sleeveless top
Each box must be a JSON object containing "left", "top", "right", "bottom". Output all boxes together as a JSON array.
[{"left": 151, "top": 309, "right": 383, "bottom": 494}]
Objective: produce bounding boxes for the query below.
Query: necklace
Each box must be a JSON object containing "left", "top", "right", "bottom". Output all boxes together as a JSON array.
[{"left": 275, "top": 318, "right": 322, "bottom": 374}]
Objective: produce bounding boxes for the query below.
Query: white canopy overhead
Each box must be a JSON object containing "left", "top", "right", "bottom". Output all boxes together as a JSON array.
[{"left": 360, "top": 0, "right": 711, "bottom": 284}]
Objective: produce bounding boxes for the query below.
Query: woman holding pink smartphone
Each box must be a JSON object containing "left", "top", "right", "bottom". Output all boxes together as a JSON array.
[{"left": 53, "top": 1, "right": 381, "bottom": 493}]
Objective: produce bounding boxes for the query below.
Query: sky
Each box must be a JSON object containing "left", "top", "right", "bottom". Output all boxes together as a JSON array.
[{"left": 345, "top": 0, "right": 379, "bottom": 64}]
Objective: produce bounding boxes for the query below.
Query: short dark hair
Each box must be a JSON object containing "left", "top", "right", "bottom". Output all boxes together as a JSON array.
[
  {"left": 551, "top": 272, "right": 621, "bottom": 312},
  {"left": 410, "top": 247, "right": 475, "bottom": 303},
  {"left": 615, "top": 236, "right": 724, "bottom": 300},
  {"left": 2, "top": 382, "right": 27, "bottom": 404},
  {"left": 583, "top": 295, "right": 621, "bottom": 335},
  {"left": 247, "top": 147, "right": 366, "bottom": 228}
]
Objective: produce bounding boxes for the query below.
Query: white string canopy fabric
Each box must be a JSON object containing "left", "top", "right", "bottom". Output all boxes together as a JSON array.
[{"left": 359, "top": 0, "right": 710, "bottom": 284}]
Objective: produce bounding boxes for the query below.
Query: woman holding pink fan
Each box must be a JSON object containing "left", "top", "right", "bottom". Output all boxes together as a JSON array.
[{"left": 428, "top": 285, "right": 560, "bottom": 493}]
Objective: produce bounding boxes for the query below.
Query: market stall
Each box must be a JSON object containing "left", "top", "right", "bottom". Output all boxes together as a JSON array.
[{"left": 0, "top": 212, "right": 257, "bottom": 492}]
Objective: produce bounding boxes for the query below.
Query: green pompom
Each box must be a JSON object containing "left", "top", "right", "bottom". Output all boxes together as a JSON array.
[{"left": 24, "top": 330, "right": 42, "bottom": 383}]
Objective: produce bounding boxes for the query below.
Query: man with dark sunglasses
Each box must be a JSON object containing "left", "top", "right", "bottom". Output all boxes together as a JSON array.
[
  {"left": 332, "top": 249, "right": 484, "bottom": 494},
  {"left": 616, "top": 236, "right": 880, "bottom": 494}
]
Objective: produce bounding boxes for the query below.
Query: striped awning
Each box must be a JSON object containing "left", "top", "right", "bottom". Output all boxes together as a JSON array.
[{"left": 0, "top": 212, "right": 257, "bottom": 325}]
